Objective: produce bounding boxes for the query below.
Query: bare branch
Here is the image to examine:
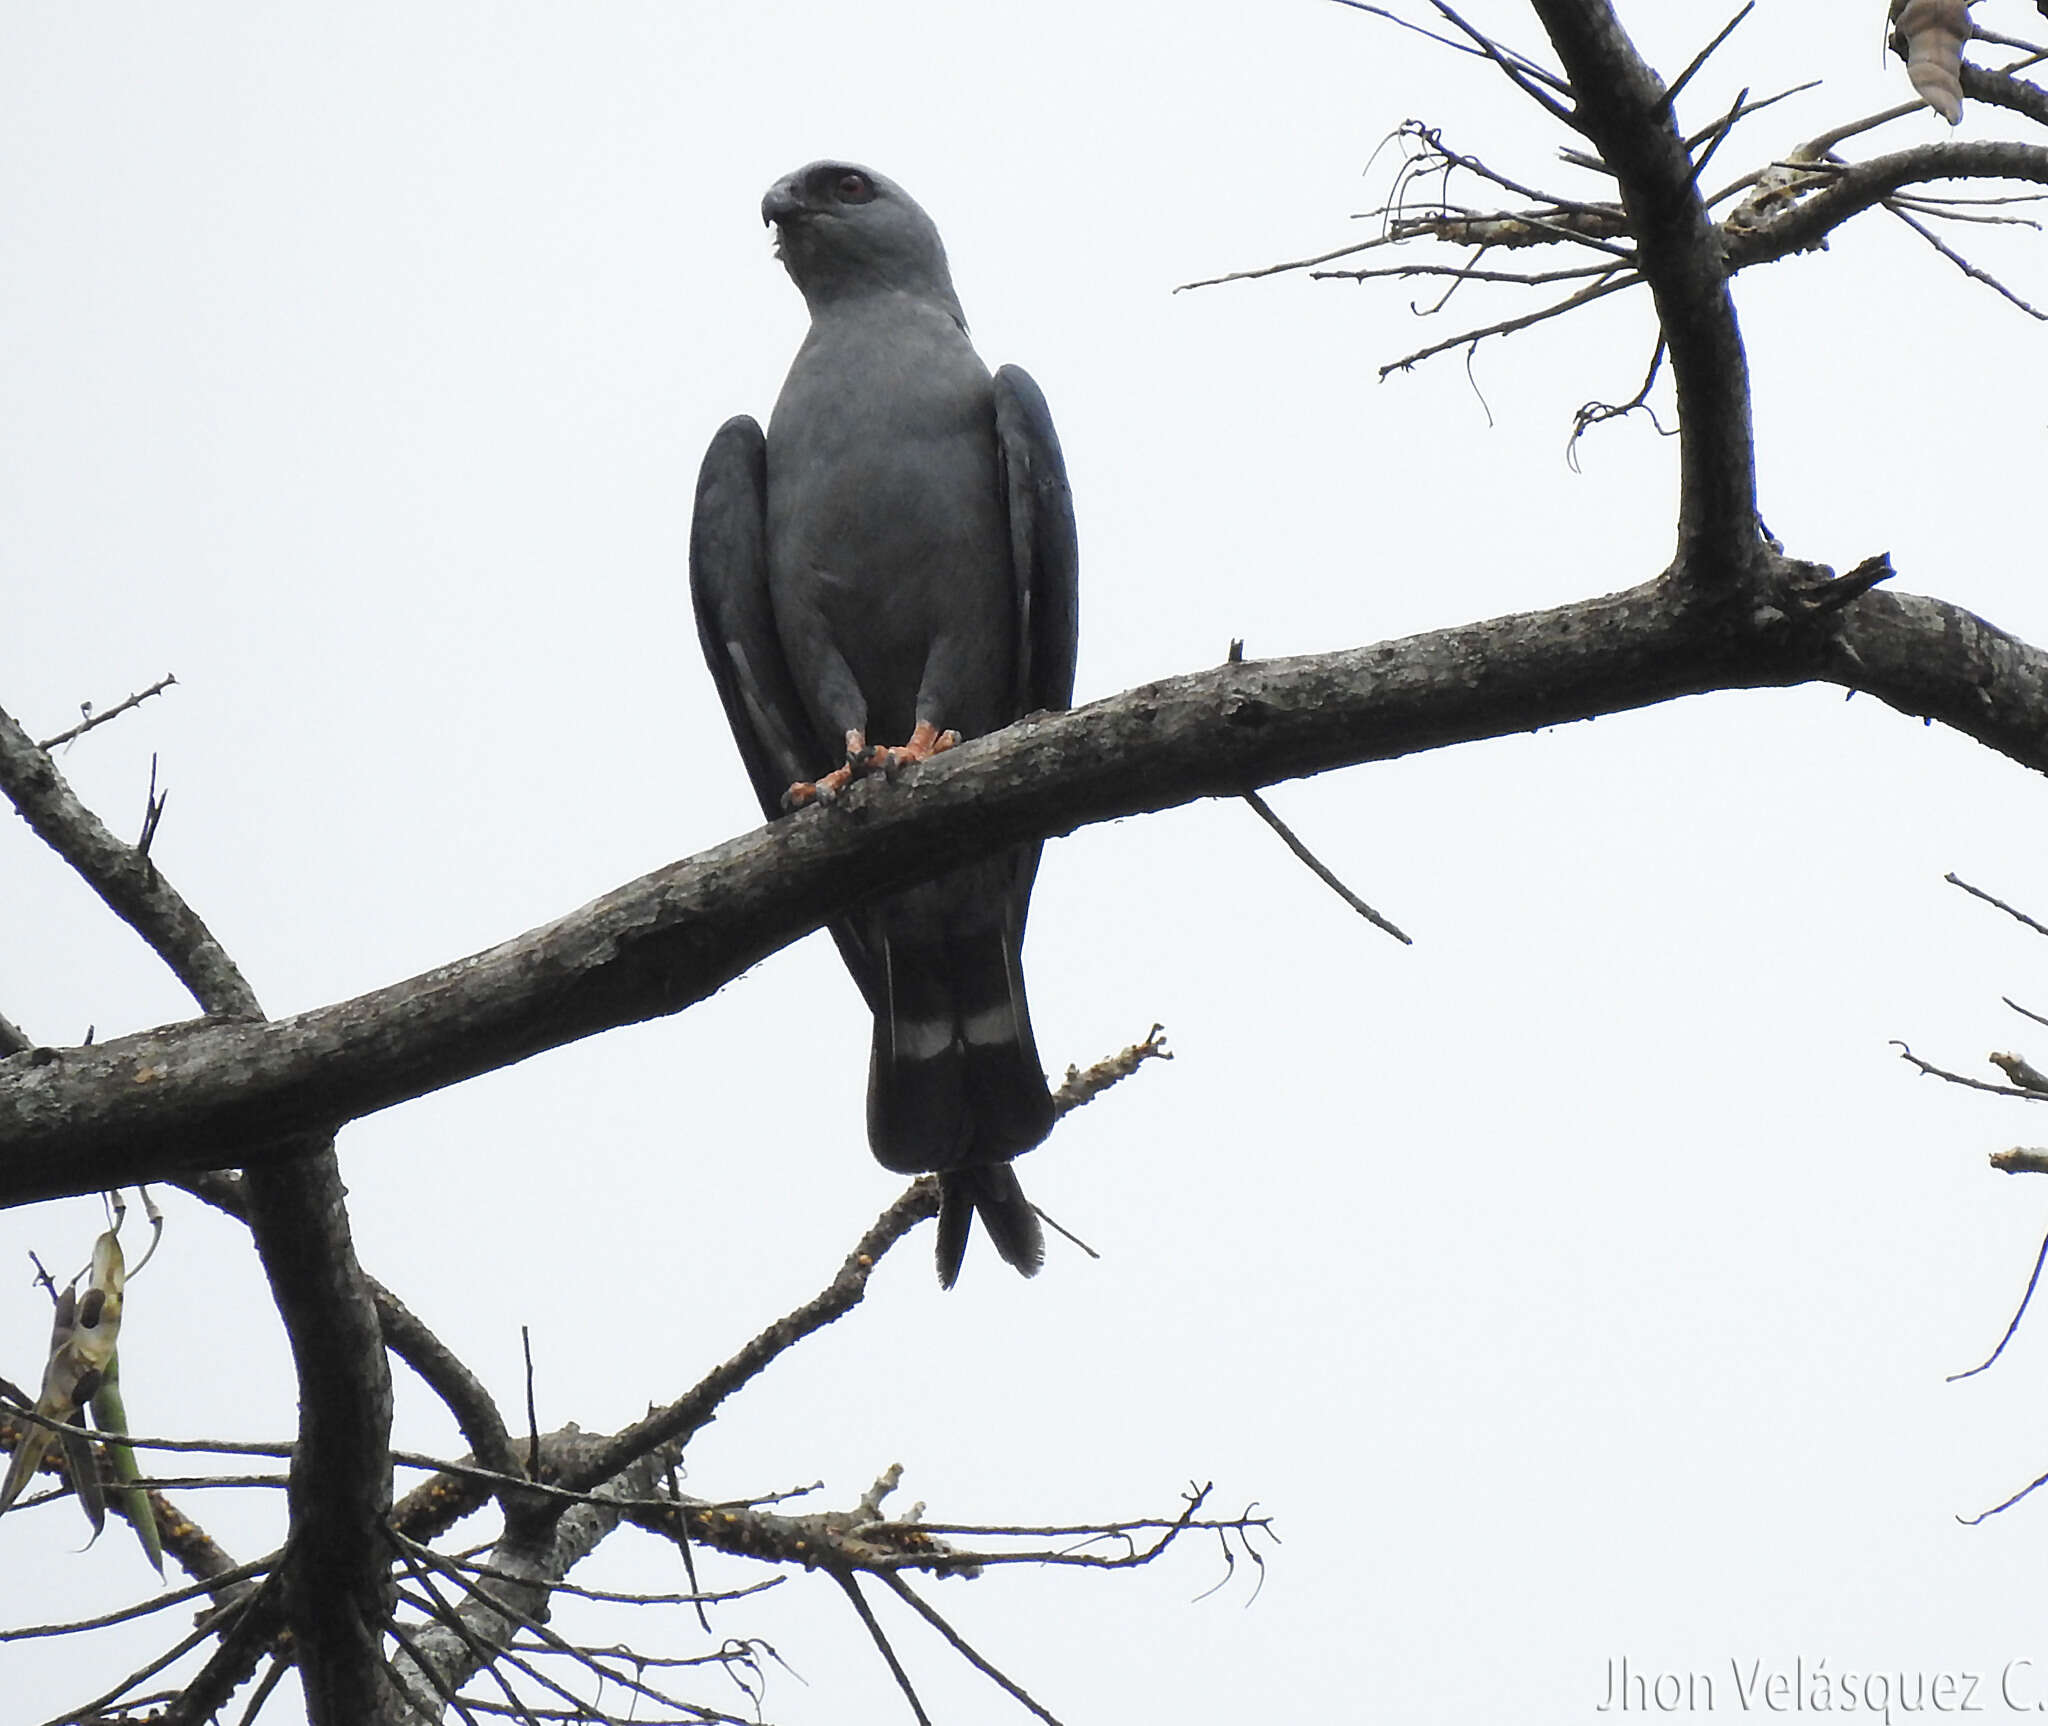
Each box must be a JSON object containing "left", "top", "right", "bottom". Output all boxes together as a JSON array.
[
  {"left": 1243, "top": 790, "right": 1412, "bottom": 943},
  {"left": 832, "top": 1571, "right": 934, "bottom": 1726},
  {"left": 12, "top": 568, "right": 2048, "bottom": 1208},
  {"left": 1892, "top": 1041, "right": 2045, "bottom": 1100},
  {"left": 1379, "top": 269, "right": 1639, "bottom": 374},
  {"left": 1664, "top": 5, "right": 1755, "bottom": 111},
  {"left": 556, "top": 1184, "right": 933, "bottom": 1499},
  {"left": 1948, "top": 872, "right": 2048, "bottom": 937},
  {"left": 1053, "top": 1026, "right": 1173, "bottom": 1115},
  {"left": 0, "top": 1552, "right": 272, "bottom": 1643},
  {"left": 0, "top": 705, "right": 398, "bottom": 1722},
  {"left": 0, "top": 703, "right": 253, "bottom": 1015},
  {"left": 1527, "top": 0, "right": 1759, "bottom": 577},
  {"left": 373, "top": 1282, "right": 522, "bottom": 1493},
  {"left": 1949, "top": 1231, "right": 2048, "bottom": 1381},
  {"left": 876, "top": 1571, "right": 1067, "bottom": 1726},
  {"left": 1961, "top": 57, "right": 2048, "bottom": 128},
  {"left": 1326, "top": 1, "right": 1570, "bottom": 107},
  {"left": 33, "top": 674, "right": 179, "bottom": 753},
  {"left": 1724, "top": 140, "right": 2048, "bottom": 270}
]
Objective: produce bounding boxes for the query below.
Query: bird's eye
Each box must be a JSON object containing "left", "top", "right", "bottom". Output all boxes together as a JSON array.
[{"left": 835, "top": 172, "right": 875, "bottom": 205}]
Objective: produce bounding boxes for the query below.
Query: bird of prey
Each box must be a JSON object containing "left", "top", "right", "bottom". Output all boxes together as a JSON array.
[{"left": 689, "top": 161, "right": 1079, "bottom": 1287}]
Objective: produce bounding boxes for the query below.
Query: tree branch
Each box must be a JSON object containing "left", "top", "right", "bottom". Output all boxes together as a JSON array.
[
  {"left": 1962, "top": 59, "right": 2048, "bottom": 129},
  {"left": 0, "top": 705, "right": 399, "bottom": 1724},
  {"left": 1724, "top": 139, "right": 2048, "bottom": 269},
  {"left": 7, "top": 570, "right": 2048, "bottom": 1204},
  {"left": 1527, "top": 0, "right": 1758, "bottom": 582}
]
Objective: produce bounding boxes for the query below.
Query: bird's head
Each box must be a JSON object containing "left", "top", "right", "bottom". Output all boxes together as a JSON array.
[{"left": 761, "top": 162, "right": 962, "bottom": 319}]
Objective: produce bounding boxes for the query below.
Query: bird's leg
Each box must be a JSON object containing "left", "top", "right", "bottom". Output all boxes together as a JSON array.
[
  {"left": 861, "top": 719, "right": 961, "bottom": 779},
  {"left": 782, "top": 730, "right": 869, "bottom": 809},
  {"left": 783, "top": 722, "right": 960, "bottom": 807}
]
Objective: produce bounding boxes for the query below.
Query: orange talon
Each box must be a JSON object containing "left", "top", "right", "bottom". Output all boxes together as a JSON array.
[
  {"left": 867, "top": 719, "right": 960, "bottom": 777},
  {"left": 782, "top": 762, "right": 856, "bottom": 809},
  {"left": 783, "top": 730, "right": 869, "bottom": 809}
]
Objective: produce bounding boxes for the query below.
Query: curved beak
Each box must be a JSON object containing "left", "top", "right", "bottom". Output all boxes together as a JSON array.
[{"left": 761, "top": 179, "right": 803, "bottom": 227}]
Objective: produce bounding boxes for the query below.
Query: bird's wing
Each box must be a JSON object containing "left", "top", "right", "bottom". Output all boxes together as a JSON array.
[
  {"left": 691, "top": 412, "right": 892, "bottom": 1013},
  {"left": 993, "top": 364, "right": 1080, "bottom": 719},
  {"left": 990, "top": 364, "right": 1079, "bottom": 930},
  {"left": 688, "top": 414, "right": 816, "bottom": 824}
]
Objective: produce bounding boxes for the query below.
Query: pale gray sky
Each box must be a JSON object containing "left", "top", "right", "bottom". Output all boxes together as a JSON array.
[{"left": 5, "top": 3, "right": 2048, "bottom": 1721}]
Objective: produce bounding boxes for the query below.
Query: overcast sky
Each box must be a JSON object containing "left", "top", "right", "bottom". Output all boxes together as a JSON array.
[{"left": 5, "top": 3, "right": 2048, "bottom": 1721}]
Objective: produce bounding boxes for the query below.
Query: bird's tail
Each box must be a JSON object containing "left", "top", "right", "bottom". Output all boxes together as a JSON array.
[
  {"left": 936, "top": 1163, "right": 1044, "bottom": 1288},
  {"left": 864, "top": 915, "right": 1055, "bottom": 1284}
]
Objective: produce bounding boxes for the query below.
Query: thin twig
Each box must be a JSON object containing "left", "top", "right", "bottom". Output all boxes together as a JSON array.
[
  {"left": 1053, "top": 1025, "right": 1172, "bottom": 1115},
  {"left": 1887, "top": 202, "right": 2048, "bottom": 319},
  {"left": 831, "top": 1572, "right": 933, "bottom": 1726},
  {"left": 1700, "top": 101, "right": 1922, "bottom": 210},
  {"left": 0, "top": 1552, "right": 274, "bottom": 1641},
  {"left": 1179, "top": 229, "right": 1401, "bottom": 292},
  {"left": 1688, "top": 86, "right": 1751, "bottom": 189},
  {"left": 374, "top": 1277, "right": 520, "bottom": 1487},
  {"left": 229, "top": 1657, "right": 287, "bottom": 1726},
  {"left": 876, "top": 1571, "right": 1066, "bottom": 1725},
  {"left": 397, "top": 1535, "right": 723, "bottom": 1723},
  {"left": 393, "top": 1546, "right": 531, "bottom": 1723},
  {"left": 34, "top": 674, "right": 178, "bottom": 753},
  {"left": 1242, "top": 791, "right": 1411, "bottom": 944},
  {"left": 1570, "top": 339, "right": 1673, "bottom": 465},
  {"left": 1312, "top": 259, "right": 1620, "bottom": 286},
  {"left": 1892, "top": 1041, "right": 2046, "bottom": 1100},
  {"left": 448, "top": 1553, "right": 780, "bottom": 1609},
  {"left": 521, "top": 1324, "right": 541, "bottom": 1483},
  {"left": 1665, "top": 5, "right": 1756, "bottom": 110},
  {"left": 1947, "top": 873, "right": 2048, "bottom": 937},
  {"left": 34, "top": 1610, "right": 223, "bottom": 1726},
  {"left": 1421, "top": 0, "right": 1573, "bottom": 116},
  {"left": 1325, "top": 0, "right": 1566, "bottom": 104},
  {"left": 136, "top": 752, "right": 168, "bottom": 855},
  {"left": 1380, "top": 270, "right": 1642, "bottom": 376},
  {"left": 556, "top": 1184, "right": 936, "bottom": 1497},
  {"left": 1959, "top": 1465, "right": 2048, "bottom": 1525},
  {"left": 1949, "top": 1231, "right": 2048, "bottom": 1381}
]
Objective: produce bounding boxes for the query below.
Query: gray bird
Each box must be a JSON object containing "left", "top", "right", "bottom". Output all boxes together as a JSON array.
[{"left": 689, "top": 161, "right": 1079, "bottom": 1286}]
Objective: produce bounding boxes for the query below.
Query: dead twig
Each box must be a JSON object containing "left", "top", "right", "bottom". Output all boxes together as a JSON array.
[
  {"left": 1381, "top": 270, "right": 1643, "bottom": 377},
  {"left": 34, "top": 675, "right": 178, "bottom": 753},
  {"left": 1947, "top": 873, "right": 2048, "bottom": 938},
  {"left": 831, "top": 1571, "right": 932, "bottom": 1726},
  {"left": 1887, "top": 201, "right": 2047, "bottom": 318},
  {"left": 1054, "top": 1026, "right": 1173, "bottom": 1115},
  {"left": 1242, "top": 791, "right": 1411, "bottom": 944},
  {"left": 1570, "top": 339, "right": 1674, "bottom": 464},
  {"left": 1892, "top": 1041, "right": 2046, "bottom": 1100},
  {"left": 875, "top": 1570, "right": 1066, "bottom": 1726},
  {"left": 1949, "top": 1230, "right": 2048, "bottom": 1380}
]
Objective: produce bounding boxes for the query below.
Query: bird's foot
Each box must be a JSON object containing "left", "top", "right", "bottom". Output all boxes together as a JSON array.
[
  {"left": 862, "top": 720, "right": 961, "bottom": 779},
  {"left": 783, "top": 723, "right": 958, "bottom": 806},
  {"left": 782, "top": 731, "right": 869, "bottom": 810}
]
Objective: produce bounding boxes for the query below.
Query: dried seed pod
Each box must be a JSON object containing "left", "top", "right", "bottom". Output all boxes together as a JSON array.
[{"left": 1891, "top": 0, "right": 1970, "bottom": 125}]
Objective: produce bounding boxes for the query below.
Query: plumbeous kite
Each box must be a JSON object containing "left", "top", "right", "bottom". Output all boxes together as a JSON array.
[{"left": 689, "top": 161, "right": 1079, "bottom": 1287}]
